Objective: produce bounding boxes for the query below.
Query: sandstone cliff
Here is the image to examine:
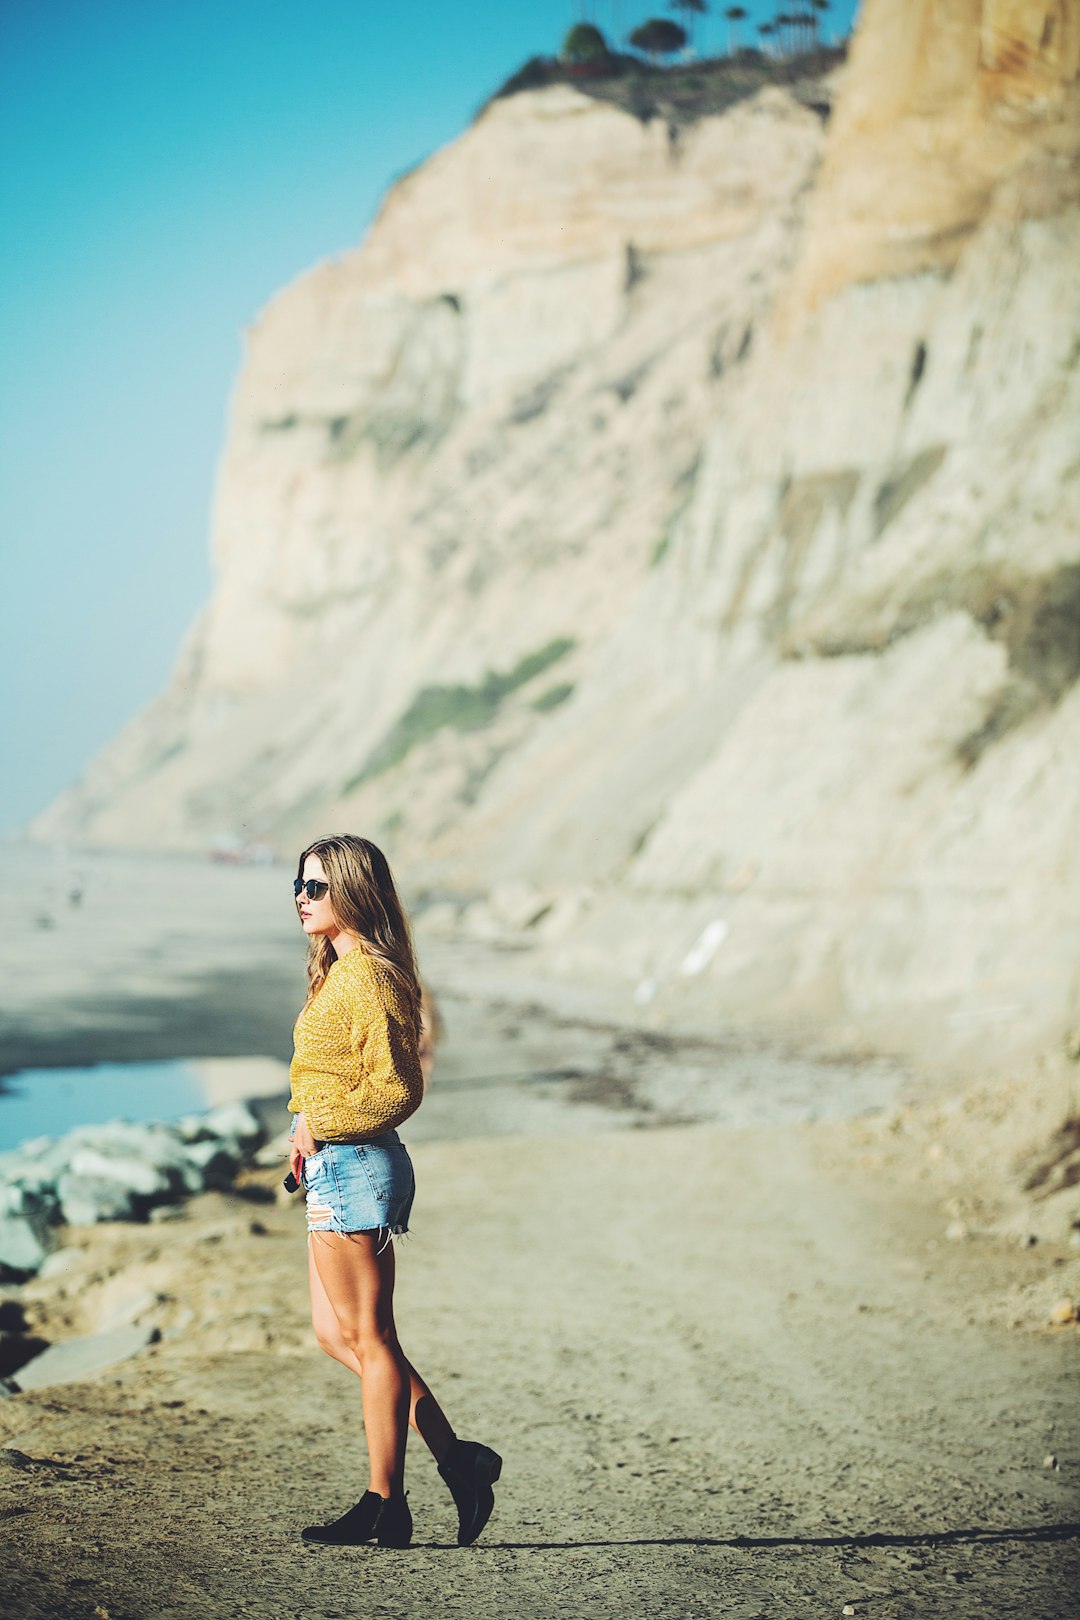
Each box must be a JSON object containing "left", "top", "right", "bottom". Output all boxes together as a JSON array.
[{"left": 33, "top": 0, "right": 1080, "bottom": 1083}]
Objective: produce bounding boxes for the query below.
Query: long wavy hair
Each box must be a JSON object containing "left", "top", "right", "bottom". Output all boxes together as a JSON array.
[{"left": 295, "top": 834, "right": 423, "bottom": 1046}]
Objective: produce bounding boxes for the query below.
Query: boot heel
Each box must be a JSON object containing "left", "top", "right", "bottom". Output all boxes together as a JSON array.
[
  {"left": 376, "top": 1492, "right": 413, "bottom": 1548},
  {"left": 439, "top": 1438, "right": 502, "bottom": 1545}
]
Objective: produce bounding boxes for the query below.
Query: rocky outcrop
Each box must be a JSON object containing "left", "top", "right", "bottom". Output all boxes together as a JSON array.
[
  {"left": 782, "top": 0, "right": 1080, "bottom": 316},
  {"left": 31, "top": 1, "right": 1080, "bottom": 1082},
  {"left": 0, "top": 1102, "right": 269, "bottom": 1283}
]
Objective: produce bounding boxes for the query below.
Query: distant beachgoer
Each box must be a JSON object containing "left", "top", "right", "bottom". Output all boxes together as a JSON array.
[{"left": 286, "top": 833, "right": 501, "bottom": 1548}]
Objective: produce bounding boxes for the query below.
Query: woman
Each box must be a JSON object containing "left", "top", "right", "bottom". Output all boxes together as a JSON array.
[{"left": 287, "top": 833, "right": 502, "bottom": 1549}]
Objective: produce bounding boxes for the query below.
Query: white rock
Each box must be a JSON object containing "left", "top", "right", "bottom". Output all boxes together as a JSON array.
[
  {"left": 13, "top": 1323, "right": 157, "bottom": 1392},
  {"left": 0, "top": 1213, "right": 55, "bottom": 1275},
  {"left": 38, "top": 1247, "right": 87, "bottom": 1279}
]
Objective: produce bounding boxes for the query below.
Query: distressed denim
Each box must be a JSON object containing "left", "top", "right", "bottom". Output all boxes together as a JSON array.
[{"left": 289, "top": 1114, "right": 414, "bottom": 1253}]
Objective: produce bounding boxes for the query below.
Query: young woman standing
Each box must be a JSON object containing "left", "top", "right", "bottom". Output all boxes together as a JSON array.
[{"left": 287, "top": 833, "right": 502, "bottom": 1548}]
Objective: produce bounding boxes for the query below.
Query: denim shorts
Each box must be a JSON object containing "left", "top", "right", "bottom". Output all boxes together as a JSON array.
[{"left": 289, "top": 1119, "right": 415, "bottom": 1250}]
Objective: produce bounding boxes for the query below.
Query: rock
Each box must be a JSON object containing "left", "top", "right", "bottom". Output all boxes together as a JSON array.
[
  {"left": 148, "top": 1203, "right": 187, "bottom": 1223},
  {"left": 0, "top": 1212, "right": 56, "bottom": 1275},
  {"left": 1043, "top": 1454, "right": 1058, "bottom": 1470},
  {"left": 0, "top": 1177, "right": 53, "bottom": 1215},
  {"left": 179, "top": 1139, "right": 239, "bottom": 1190},
  {"left": 160, "top": 1306, "right": 195, "bottom": 1341},
  {"left": 97, "top": 1290, "right": 164, "bottom": 1331},
  {"left": 176, "top": 1114, "right": 212, "bottom": 1143},
  {"left": 945, "top": 1220, "right": 969, "bottom": 1242},
  {"left": 13, "top": 1323, "right": 158, "bottom": 1391},
  {"left": 0, "top": 1330, "right": 50, "bottom": 1379},
  {"left": 202, "top": 1101, "right": 263, "bottom": 1145},
  {"left": 1049, "top": 1299, "right": 1077, "bottom": 1325},
  {"left": 67, "top": 1147, "right": 174, "bottom": 1198},
  {"left": 54, "top": 1172, "right": 141, "bottom": 1226},
  {"left": 253, "top": 1139, "right": 290, "bottom": 1168},
  {"left": 38, "top": 1246, "right": 88, "bottom": 1279}
]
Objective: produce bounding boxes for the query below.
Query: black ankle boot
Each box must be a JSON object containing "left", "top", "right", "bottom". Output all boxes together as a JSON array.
[
  {"left": 301, "top": 1488, "right": 412, "bottom": 1547},
  {"left": 374, "top": 1490, "right": 413, "bottom": 1548},
  {"left": 437, "top": 1438, "right": 502, "bottom": 1546}
]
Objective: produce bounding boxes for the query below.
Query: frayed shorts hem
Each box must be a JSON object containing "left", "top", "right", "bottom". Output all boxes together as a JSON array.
[
  {"left": 307, "top": 1224, "right": 411, "bottom": 1257},
  {"left": 296, "top": 1127, "right": 415, "bottom": 1255}
]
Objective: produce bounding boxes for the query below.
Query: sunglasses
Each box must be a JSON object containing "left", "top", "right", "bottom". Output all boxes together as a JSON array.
[{"left": 294, "top": 878, "right": 330, "bottom": 901}]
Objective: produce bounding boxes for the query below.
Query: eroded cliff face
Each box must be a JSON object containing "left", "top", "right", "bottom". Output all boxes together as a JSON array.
[{"left": 33, "top": 0, "right": 1080, "bottom": 1082}]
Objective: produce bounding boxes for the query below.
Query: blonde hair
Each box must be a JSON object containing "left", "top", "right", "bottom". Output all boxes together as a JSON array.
[{"left": 296, "top": 834, "right": 423, "bottom": 1044}]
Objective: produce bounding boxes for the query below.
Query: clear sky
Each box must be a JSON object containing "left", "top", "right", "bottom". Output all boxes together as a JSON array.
[{"left": 0, "top": 0, "right": 859, "bottom": 835}]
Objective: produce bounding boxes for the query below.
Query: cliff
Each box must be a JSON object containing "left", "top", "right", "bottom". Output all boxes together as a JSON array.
[{"left": 32, "top": 0, "right": 1080, "bottom": 1083}]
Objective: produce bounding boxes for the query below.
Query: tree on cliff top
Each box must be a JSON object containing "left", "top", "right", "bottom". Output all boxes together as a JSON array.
[
  {"left": 668, "top": 0, "right": 706, "bottom": 56},
  {"left": 724, "top": 6, "right": 747, "bottom": 55},
  {"left": 561, "top": 22, "right": 611, "bottom": 63},
  {"left": 629, "top": 17, "right": 688, "bottom": 61}
]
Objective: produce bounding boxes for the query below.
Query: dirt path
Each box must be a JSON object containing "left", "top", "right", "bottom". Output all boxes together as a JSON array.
[{"left": 2, "top": 1113, "right": 1077, "bottom": 1620}]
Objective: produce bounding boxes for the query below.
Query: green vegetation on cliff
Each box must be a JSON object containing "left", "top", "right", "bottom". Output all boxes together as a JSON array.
[{"left": 343, "top": 636, "right": 577, "bottom": 791}]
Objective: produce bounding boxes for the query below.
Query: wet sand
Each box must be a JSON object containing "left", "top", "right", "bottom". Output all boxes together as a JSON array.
[{"left": 1, "top": 846, "right": 1078, "bottom": 1617}]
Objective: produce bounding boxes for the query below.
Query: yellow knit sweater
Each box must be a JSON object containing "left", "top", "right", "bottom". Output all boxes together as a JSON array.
[{"left": 287, "top": 948, "right": 424, "bottom": 1142}]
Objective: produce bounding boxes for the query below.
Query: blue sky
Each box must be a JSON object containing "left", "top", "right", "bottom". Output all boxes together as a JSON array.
[{"left": 0, "top": 0, "right": 859, "bottom": 835}]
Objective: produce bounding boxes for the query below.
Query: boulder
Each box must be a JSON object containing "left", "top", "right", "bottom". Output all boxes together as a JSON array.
[
  {"left": 66, "top": 1147, "right": 175, "bottom": 1199},
  {"left": 0, "top": 1211, "right": 56, "bottom": 1276},
  {"left": 37, "top": 1246, "right": 88, "bottom": 1279},
  {"left": 202, "top": 1101, "right": 264, "bottom": 1147},
  {"left": 179, "top": 1138, "right": 239, "bottom": 1190},
  {"left": 0, "top": 1330, "right": 50, "bottom": 1380},
  {"left": 54, "top": 1172, "right": 141, "bottom": 1226},
  {"left": 13, "top": 1322, "right": 158, "bottom": 1392}
]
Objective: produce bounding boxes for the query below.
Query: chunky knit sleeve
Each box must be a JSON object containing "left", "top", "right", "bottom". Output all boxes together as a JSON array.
[{"left": 288, "top": 952, "right": 424, "bottom": 1142}]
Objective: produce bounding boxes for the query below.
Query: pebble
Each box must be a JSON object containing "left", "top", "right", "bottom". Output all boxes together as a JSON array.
[
  {"left": 1049, "top": 1298, "right": 1077, "bottom": 1325},
  {"left": 1043, "top": 1454, "right": 1058, "bottom": 1470}
]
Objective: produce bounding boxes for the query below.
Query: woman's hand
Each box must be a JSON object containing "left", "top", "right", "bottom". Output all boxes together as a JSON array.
[{"left": 290, "top": 1110, "right": 318, "bottom": 1180}]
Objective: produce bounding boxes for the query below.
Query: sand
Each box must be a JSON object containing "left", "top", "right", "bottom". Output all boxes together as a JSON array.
[{"left": 1, "top": 846, "right": 1078, "bottom": 1618}]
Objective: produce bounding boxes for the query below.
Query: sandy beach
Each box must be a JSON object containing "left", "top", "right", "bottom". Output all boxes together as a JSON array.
[{"left": 1, "top": 848, "right": 1078, "bottom": 1618}]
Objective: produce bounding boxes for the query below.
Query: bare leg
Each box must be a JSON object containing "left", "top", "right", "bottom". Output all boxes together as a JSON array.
[
  {"left": 308, "top": 1229, "right": 457, "bottom": 1492},
  {"left": 307, "top": 1234, "right": 456, "bottom": 1463}
]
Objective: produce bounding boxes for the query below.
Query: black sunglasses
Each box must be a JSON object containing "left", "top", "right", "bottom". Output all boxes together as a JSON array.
[{"left": 294, "top": 878, "right": 330, "bottom": 901}]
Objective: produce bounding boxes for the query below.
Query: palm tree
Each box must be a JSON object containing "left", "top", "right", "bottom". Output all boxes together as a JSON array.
[
  {"left": 758, "top": 18, "right": 775, "bottom": 56},
  {"left": 629, "top": 16, "right": 689, "bottom": 62},
  {"left": 810, "top": 0, "right": 830, "bottom": 46},
  {"left": 670, "top": 0, "right": 708, "bottom": 57},
  {"left": 724, "top": 5, "right": 747, "bottom": 55}
]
